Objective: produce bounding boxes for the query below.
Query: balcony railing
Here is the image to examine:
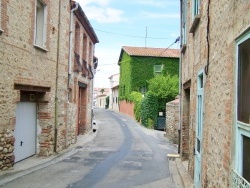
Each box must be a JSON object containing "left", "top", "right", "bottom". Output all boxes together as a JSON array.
[{"left": 232, "top": 170, "right": 250, "bottom": 188}]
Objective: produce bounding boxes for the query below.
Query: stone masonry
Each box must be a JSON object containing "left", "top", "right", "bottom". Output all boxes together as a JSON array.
[
  {"left": 166, "top": 98, "right": 179, "bottom": 144},
  {"left": 0, "top": 1, "right": 98, "bottom": 170},
  {"left": 180, "top": 0, "right": 250, "bottom": 187}
]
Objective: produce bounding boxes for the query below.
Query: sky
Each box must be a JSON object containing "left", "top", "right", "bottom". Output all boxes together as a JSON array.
[{"left": 78, "top": 0, "right": 180, "bottom": 88}]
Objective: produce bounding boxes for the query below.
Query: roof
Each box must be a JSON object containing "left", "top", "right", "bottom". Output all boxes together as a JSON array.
[
  {"left": 71, "top": 2, "right": 99, "bottom": 44},
  {"left": 118, "top": 46, "right": 180, "bottom": 64}
]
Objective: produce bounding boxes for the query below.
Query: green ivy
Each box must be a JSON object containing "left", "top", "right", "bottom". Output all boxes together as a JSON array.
[
  {"left": 119, "top": 52, "right": 179, "bottom": 100},
  {"left": 141, "top": 92, "right": 158, "bottom": 128},
  {"left": 128, "top": 91, "right": 143, "bottom": 122}
]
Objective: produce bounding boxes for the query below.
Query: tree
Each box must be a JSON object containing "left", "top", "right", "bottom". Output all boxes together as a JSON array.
[{"left": 147, "top": 74, "right": 178, "bottom": 102}]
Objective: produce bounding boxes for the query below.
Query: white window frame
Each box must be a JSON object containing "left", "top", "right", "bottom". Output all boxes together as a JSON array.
[
  {"left": 193, "top": 0, "right": 200, "bottom": 18},
  {"left": 235, "top": 30, "right": 250, "bottom": 183},
  {"left": 34, "top": 0, "right": 47, "bottom": 50},
  {"left": 154, "top": 65, "right": 163, "bottom": 74}
]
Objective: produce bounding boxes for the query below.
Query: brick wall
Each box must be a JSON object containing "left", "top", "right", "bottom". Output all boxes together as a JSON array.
[{"left": 119, "top": 100, "right": 135, "bottom": 119}]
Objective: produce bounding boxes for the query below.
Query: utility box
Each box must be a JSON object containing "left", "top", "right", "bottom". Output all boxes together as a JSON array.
[{"left": 155, "top": 116, "right": 166, "bottom": 130}]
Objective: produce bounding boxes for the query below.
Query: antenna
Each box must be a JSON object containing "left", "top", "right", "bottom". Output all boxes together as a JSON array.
[{"left": 145, "top": 26, "right": 147, "bottom": 47}]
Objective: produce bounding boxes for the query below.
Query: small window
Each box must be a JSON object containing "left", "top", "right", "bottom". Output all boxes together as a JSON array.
[
  {"left": 193, "top": 0, "right": 200, "bottom": 17},
  {"left": 154, "top": 65, "right": 163, "bottom": 74},
  {"left": 35, "top": 0, "right": 47, "bottom": 49},
  {"left": 140, "top": 86, "right": 147, "bottom": 95}
]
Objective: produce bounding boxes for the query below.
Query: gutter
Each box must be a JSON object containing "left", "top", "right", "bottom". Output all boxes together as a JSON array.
[
  {"left": 54, "top": 0, "right": 62, "bottom": 153},
  {"left": 178, "top": 0, "right": 183, "bottom": 154},
  {"left": 68, "top": 2, "right": 79, "bottom": 77}
]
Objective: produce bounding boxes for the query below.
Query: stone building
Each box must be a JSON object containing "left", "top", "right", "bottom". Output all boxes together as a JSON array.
[
  {"left": 180, "top": 0, "right": 250, "bottom": 187},
  {"left": 0, "top": 0, "right": 98, "bottom": 170}
]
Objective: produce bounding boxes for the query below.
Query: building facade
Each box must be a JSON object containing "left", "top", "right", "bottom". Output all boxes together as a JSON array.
[
  {"left": 118, "top": 46, "right": 179, "bottom": 118},
  {"left": 0, "top": 0, "right": 98, "bottom": 170},
  {"left": 109, "top": 73, "right": 119, "bottom": 112},
  {"left": 180, "top": 0, "right": 250, "bottom": 187}
]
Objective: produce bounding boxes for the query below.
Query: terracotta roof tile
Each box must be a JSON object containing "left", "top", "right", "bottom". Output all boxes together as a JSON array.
[{"left": 122, "top": 46, "right": 180, "bottom": 58}]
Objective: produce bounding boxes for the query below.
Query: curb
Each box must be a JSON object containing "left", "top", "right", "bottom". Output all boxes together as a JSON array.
[
  {"left": 167, "top": 154, "right": 194, "bottom": 188},
  {"left": 0, "top": 127, "right": 98, "bottom": 186}
]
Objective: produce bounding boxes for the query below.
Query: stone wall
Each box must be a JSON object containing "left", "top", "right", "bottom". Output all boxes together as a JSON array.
[
  {"left": 0, "top": 0, "right": 96, "bottom": 170},
  {"left": 0, "top": 129, "right": 15, "bottom": 170},
  {"left": 181, "top": 0, "right": 250, "bottom": 187},
  {"left": 166, "top": 99, "right": 179, "bottom": 144}
]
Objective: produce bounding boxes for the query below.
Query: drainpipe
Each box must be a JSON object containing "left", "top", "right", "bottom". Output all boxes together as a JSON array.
[
  {"left": 178, "top": 0, "right": 183, "bottom": 155},
  {"left": 68, "top": 1, "right": 79, "bottom": 77},
  {"left": 54, "top": 0, "right": 62, "bottom": 153},
  {"left": 66, "top": 1, "right": 79, "bottom": 146}
]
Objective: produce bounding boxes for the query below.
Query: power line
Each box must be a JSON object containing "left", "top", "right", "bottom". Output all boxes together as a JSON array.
[
  {"left": 94, "top": 28, "right": 173, "bottom": 40},
  {"left": 98, "top": 63, "right": 117, "bottom": 66},
  {"left": 158, "top": 36, "right": 180, "bottom": 56}
]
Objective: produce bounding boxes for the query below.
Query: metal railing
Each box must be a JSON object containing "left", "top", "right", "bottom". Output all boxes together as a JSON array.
[{"left": 232, "top": 170, "right": 250, "bottom": 188}]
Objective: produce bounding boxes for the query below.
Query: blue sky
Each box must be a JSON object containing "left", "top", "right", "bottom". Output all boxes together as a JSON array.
[{"left": 78, "top": 0, "right": 180, "bottom": 88}]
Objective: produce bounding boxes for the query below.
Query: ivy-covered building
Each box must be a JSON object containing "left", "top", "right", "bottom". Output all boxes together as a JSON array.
[
  {"left": 118, "top": 46, "right": 179, "bottom": 99},
  {"left": 118, "top": 46, "right": 179, "bottom": 118}
]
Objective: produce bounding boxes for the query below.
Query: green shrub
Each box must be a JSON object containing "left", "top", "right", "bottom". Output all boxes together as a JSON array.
[
  {"left": 141, "top": 92, "right": 158, "bottom": 128},
  {"left": 128, "top": 91, "right": 142, "bottom": 122}
]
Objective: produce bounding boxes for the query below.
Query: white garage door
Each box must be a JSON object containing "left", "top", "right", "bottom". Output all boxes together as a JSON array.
[{"left": 14, "top": 102, "right": 36, "bottom": 162}]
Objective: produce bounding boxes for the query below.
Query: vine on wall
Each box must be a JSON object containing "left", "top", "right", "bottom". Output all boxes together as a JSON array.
[
  {"left": 119, "top": 52, "right": 179, "bottom": 100},
  {"left": 119, "top": 51, "right": 179, "bottom": 128}
]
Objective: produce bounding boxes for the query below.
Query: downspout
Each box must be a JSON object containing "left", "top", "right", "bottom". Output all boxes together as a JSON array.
[
  {"left": 178, "top": 0, "right": 183, "bottom": 154},
  {"left": 54, "top": 0, "right": 62, "bottom": 153},
  {"left": 68, "top": 2, "right": 79, "bottom": 77},
  {"left": 66, "top": 1, "right": 78, "bottom": 146}
]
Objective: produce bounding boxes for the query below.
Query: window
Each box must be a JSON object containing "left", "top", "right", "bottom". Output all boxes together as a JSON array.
[
  {"left": 154, "top": 65, "right": 163, "bottom": 75},
  {"left": 35, "top": 0, "right": 47, "bottom": 49},
  {"left": 82, "top": 34, "right": 87, "bottom": 60},
  {"left": 190, "top": 0, "right": 200, "bottom": 33},
  {"left": 235, "top": 31, "right": 250, "bottom": 185},
  {"left": 88, "top": 42, "right": 93, "bottom": 64},
  {"left": 237, "top": 38, "right": 250, "bottom": 124},
  {"left": 181, "top": 0, "right": 187, "bottom": 48},
  {"left": 193, "top": 0, "right": 200, "bottom": 16},
  {"left": 74, "top": 22, "right": 80, "bottom": 54}
]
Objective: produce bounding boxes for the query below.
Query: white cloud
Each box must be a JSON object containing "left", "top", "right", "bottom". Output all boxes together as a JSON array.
[
  {"left": 135, "top": 0, "right": 174, "bottom": 7},
  {"left": 84, "top": 6, "right": 127, "bottom": 23},
  {"left": 140, "top": 11, "right": 180, "bottom": 19},
  {"left": 78, "top": 0, "right": 127, "bottom": 23},
  {"left": 79, "top": 0, "right": 111, "bottom": 6}
]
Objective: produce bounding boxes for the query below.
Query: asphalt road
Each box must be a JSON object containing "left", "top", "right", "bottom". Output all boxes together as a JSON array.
[{"left": 1, "top": 108, "right": 179, "bottom": 188}]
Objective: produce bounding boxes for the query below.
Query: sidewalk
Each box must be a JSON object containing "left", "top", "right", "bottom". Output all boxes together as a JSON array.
[
  {"left": 168, "top": 154, "right": 194, "bottom": 188},
  {"left": 0, "top": 125, "right": 98, "bottom": 187}
]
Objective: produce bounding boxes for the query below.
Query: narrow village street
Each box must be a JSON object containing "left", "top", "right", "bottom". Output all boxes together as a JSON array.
[{"left": 0, "top": 108, "right": 183, "bottom": 188}]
